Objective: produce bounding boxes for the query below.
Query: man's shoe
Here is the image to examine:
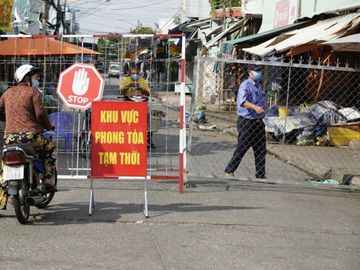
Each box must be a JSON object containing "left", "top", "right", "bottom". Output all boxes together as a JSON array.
[
  {"left": 225, "top": 172, "right": 235, "bottom": 177},
  {"left": 184, "top": 182, "right": 196, "bottom": 188},
  {"left": 256, "top": 175, "right": 267, "bottom": 180}
]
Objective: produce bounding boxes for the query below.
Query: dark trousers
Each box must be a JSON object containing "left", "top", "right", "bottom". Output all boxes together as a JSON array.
[{"left": 225, "top": 116, "right": 266, "bottom": 178}]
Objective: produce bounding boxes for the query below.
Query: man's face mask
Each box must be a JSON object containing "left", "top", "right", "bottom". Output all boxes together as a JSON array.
[
  {"left": 251, "top": 71, "right": 262, "bottom": 81},
  {"left": 130, "top": 74, "right": 139, "bottom": 81}
]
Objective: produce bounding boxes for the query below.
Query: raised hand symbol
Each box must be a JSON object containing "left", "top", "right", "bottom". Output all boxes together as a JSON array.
[{"left": 72, "top": 68, "right": 90, "bottom": 95}]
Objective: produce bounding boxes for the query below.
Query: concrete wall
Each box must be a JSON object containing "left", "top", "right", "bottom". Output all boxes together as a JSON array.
[
  {"left": 185, "top": 0, "right": 211, "bottom": 19},
  {"left": 300, "top": 0, "right": 360, "bottom": 17},
  {"left": 241, "top": 0, "right": 263, "bottom": 15},
  {"left": 260, "top": 0, "right": 360, "bottom": 32}
]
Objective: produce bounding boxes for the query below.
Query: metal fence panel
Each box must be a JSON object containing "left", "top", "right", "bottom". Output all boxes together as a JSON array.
[
  {"left": 188, "top": 56, "right": 360, "bottom": 182},
  {"left": 0, "top": 35, "right": 184, "bottom": 179}
]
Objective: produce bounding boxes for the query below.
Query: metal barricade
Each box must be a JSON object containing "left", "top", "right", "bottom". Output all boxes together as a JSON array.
[
  {"left": 189, "top": 56, "right": 360, "bottom": 182},
  {"left": 0, "top": 34, "right": 187, "bottom": 187}
]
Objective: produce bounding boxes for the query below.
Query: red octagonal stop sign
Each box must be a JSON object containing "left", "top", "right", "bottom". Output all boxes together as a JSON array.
[{"left": 57, "top": 63, "right": 105, "bottom": 110}]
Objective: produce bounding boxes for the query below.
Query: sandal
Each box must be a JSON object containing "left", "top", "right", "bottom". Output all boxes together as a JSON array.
[
  {"left": 0, "top": 189, "right": 8, "bottom": 210},
  {"left": 44, "top": 177, "right": 57, "bottom": 192}
]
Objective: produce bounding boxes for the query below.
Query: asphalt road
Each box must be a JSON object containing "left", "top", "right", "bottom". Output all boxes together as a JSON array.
[
  {"left": 0, "top": 178, "right": 359, "bottom": 270},
  {"left": 1, "top": 76, "right": 359, "bottom": 269}
]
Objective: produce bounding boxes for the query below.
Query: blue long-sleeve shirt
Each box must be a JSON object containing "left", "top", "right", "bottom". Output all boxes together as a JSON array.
[{"left": 236, "top": 78, "right": 266, "bottom": 120}]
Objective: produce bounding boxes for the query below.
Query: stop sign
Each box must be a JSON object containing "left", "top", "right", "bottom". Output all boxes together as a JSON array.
[{"left": 57, "top": 63, "right": 105, "bottom": 110}]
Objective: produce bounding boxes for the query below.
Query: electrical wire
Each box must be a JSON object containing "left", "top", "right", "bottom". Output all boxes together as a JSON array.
[
  {"left": 67, "top": 0, "right": 177, "bottom": 13},
  {"left": 65, "top": 0, "right": 181, "bottom": 33}
]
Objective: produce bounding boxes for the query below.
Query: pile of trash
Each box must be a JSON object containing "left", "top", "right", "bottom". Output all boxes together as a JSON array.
[
  {"left": 185, "top": 104, "right": 218, "bottom": 131},
  {"left": 264, "top": 100, "right": 360, "bottom": 146}
]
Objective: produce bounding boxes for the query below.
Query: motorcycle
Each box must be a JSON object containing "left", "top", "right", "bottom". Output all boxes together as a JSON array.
[
  {"left": 0, "top": 143, "right": 57, "bottom": 224},
  {"left": 125, "top": 94, "right": 165, "bottom": 148}
]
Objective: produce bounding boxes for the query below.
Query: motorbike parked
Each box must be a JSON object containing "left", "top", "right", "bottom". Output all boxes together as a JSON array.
[{"left": 0, "top": 143, "right": 57, "bottom": 224}]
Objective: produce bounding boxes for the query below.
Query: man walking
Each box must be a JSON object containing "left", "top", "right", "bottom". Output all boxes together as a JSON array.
[{"left": 225, "top": 65, "right": 267, "bottom": 179}]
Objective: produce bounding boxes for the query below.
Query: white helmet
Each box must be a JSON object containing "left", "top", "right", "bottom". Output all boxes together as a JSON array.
[{"left": 14, "top": 64, "right": 40, "bottom": 83}]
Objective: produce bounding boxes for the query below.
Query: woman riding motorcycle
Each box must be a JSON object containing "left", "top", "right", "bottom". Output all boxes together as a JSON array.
[{"left": 0, "top": 64, "right": 57, "bottom": 208}]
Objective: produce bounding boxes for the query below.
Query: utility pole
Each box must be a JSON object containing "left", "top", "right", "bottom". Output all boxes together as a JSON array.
[
  {"left": 222, "top": 0, "right": 226, "bottom": 31},
  {"left": 67, "top": 7, "right": 80, "bottom": 41},
  {"left": 54, "top": 0, "right": 61, "bottom": 34},
  {"left": 63, "top": 0, "right": 67, "bottom": 34},
  {"left": 63, "top": 1, "right": 71, "bottom": 34},
  {"left": 71, "top": 8, "right": 76, "bottom": 34},
  {"left": 180, "top": 0, "right": 185, "bottom": 19},
  {"left": 66, "top": 7, "right": 80, "bottom": 34},
  {"left": 42, "top": 0, "right": 50, "bottom": 34}
]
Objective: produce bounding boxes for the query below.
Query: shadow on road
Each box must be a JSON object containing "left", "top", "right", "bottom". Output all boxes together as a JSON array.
[{"left": 29, "top": 201, "right": 265, "bottom": 225}]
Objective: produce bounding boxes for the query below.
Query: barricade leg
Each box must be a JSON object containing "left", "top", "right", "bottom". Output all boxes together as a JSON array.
[
  {"left": 143, "top": 189, "right": 149, "bottom": 218},
  {"left": 88, "top": 178, "right": 95, "bottom": 216}
]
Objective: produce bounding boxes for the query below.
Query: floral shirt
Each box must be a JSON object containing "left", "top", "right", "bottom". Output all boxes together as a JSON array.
[{"left": 0, "top": 83, "right": 52, "bottom": 135}]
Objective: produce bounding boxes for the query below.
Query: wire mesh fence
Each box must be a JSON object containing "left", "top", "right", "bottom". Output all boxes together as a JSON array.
[
  {"left": 0, "top": 34, "right": 185, "bottom": 178},
  {"left": 2, "top": 35, "right": 359, "bottom": 183},
  {"left": 188, "top": 56, "right": 360, "bottom": 182}
]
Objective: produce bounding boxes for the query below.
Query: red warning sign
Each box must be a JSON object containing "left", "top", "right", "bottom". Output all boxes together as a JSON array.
[{"left": 91, "top": 101, "right": 147, "bottom": 177}]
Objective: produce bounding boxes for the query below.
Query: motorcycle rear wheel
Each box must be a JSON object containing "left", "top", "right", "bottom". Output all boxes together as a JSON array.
[
  {"left": 35, "top": 169, "right": 57, "bottom": 209},
  {"left": 12, "top": 182, "right": 30, "bottom": 224}
]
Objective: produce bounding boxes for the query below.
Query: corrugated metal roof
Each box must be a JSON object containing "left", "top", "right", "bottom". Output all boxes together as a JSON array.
[
  {"left": 204, "top": 18, "right": 246, "bottom": 49},
  {"left": 203, "top": 25, "right": 223, "bottom": 36},
  {"left": 321, "top": 33, "right": 360, "bottom": 52},
  {"left": 243, "top": 13, "right": 360, "bottom": 57},
  {"left": 219, "top": 20, "right": 310, "bottom": 54},
  {"left": 185, "top": 17, "right": 211, "bottom": 30}
]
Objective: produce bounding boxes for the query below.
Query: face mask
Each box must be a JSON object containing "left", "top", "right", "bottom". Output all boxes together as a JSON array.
[
  {"left": 251, "top": 71, "right": 262, "bottom": 81},
  {"left": 130, "top": 74, "right": 138, "bottom": 81},
  {"left": 32, "top": 79, "right": 40, "bottom": 89}
]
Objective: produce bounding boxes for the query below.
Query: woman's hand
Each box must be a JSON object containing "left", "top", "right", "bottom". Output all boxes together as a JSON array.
[{"left": 129, "top": 82, "right": 140, "bottom": 88}]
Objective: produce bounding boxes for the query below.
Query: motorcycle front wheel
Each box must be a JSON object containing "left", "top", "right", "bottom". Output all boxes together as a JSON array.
[{"left": 12, "top": 181, "right": 30, "bottom": 224}]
